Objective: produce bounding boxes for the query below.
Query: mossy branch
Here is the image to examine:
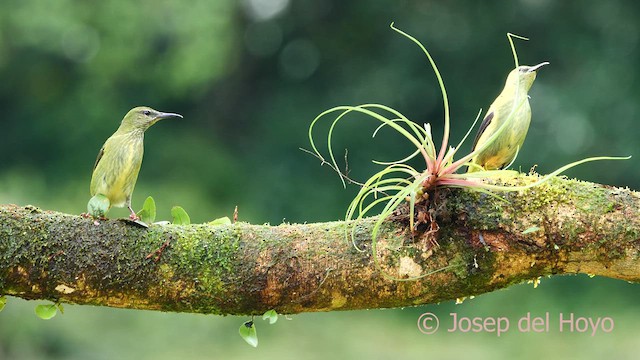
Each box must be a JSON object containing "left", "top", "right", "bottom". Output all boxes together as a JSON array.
[{"left": 1, "top": 175, "right": 639, "bottom": 316}]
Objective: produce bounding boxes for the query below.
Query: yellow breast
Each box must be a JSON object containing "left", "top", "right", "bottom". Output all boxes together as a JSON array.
[{"left": 90, "top": 133, "right": 144, "bottom": 208}]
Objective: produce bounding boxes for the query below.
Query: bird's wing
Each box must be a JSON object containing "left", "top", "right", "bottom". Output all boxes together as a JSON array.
[
  {"left": 93, "top": 146, "right": 105, "bottom": 171},
  {"left": 471, "top": 111, "right": 494, "bottom": 151}
]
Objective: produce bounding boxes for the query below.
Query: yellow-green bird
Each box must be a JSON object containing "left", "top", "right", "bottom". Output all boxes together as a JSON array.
[
  {"left": 88, "top": 106, "right": 182, "bottom": 219},
  {"left": 468, "top": 62, "right": 549, "bottom": 172}
]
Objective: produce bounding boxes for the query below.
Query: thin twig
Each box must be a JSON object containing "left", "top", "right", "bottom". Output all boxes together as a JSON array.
[{"left": 299, "top": 147, "right": 365, "bottom": 187}]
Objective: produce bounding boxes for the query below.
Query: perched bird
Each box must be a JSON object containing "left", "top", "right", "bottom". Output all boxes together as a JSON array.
[
  {"left": 468, "top": 62, "right": 549, "bottom": 172},
  {"left": 88, "top": 106, "right": 182, "bottom": 219}
]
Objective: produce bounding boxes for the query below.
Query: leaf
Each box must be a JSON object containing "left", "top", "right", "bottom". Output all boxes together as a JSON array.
[
  {"left": 171, "top": 206, "right": 191, "bottom": 225},
  {"left": 35, "top": 304, "right": 58, "bottom": 320},
  {"left": 0, "top": 296, "right": 6, "bottom": 312},
  {"left": 522, "top": 226, "right": 541, "bottom": 234},
  {"left": 208, "top": 216, "right": 231, "bottom": 226},
  {"left": 239, "top": 321, "right": 258, "bottom": 347},
  {"left": 137, "top": 196, "right": 157, "bottom": 224},
  {"left": 262, "top": 309, "right": 278, "bottom": 324}
]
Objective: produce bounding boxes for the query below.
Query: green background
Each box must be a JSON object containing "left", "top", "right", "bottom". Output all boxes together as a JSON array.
[{"left": 1, "top": 1, "right": 639, "bottom": 358}]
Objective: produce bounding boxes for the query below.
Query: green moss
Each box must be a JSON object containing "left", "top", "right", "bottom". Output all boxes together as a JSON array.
[
  {"left": 449, "top": 253, "right": 470, "bottom": 279},
  {"left": 165, "top": 224, "right": 242, "bottom": 297},
  {"left": 504, "top": 178, "right": 567, "bottom": 215}
]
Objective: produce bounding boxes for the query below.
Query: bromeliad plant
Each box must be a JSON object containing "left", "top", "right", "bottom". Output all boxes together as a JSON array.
[{"left": 307, "top": 23, "right": 628, "bottom": 280}]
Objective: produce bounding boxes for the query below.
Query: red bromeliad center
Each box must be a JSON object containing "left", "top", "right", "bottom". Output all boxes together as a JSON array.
[{"left": 422, "top": 174, "right": 438, "bottom": 189}]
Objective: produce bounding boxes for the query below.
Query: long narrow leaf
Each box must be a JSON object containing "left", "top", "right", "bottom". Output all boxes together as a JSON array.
[{"left": 390, "top": 23, "right": 451, "bottom": 170}]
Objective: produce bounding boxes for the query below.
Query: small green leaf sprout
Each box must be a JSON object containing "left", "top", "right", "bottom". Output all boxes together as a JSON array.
[
  {"left": 35, "top": 302, "right": 64, "bottom": 320},
  {"left": 208, "top": 216, "right": 232, "bottom": 226},
  {"left": 307, "top": 23, "right": 629, "bottom": 281},
  {"left": 0, "top": 296, "right": 6, "bottom": 312},
  {"left": 137, "top": 196, "right": 157, "bottom": 224},
  {"left": 239, "top": 320, "right": 258, "bottom": 347},
  {"left": 262, "top": 309, "right": 278, "bottom": 324},
  {"left": 171, "top": 206, "right": 191, "bottom": 225},
  {"left": 238, "top": 310, "right": 279, "bottom": 347}
]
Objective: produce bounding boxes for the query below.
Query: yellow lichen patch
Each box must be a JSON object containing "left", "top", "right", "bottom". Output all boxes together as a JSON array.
[
  {"left": 55, "top": 284, "right": 76, "bottom": 294},
  {"left": 158, "top": 264, "right": 174, "bottom": 280},
  {"left": 420, "top": 248, "right": 434, "bottom": 260},
  {"left": 75, "top": 274, "right": 87, "bottom": 291},
  {"left": 331, "top": 291, "right": 347, "bottom": 309},
  {"left": 526, "top": 276, "right": 541, "bottom": 288},
  {"left": 397, "top": 257, "right": 422, "bottom": 278},
  {"left": 16, "top": 266, "right": 28, "bottom": 278}
]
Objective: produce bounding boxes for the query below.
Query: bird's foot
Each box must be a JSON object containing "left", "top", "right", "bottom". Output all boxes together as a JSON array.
[{"left": 129, "top": 213, "right": 140, "bottom": 221}]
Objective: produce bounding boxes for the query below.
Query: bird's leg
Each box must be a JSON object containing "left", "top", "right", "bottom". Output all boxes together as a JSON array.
[
  {"left": 127, "top": 198, "right": 139, "bottom": 220},
  {"left": 128, "top": 207, "right": 139, "bottom": 220}
]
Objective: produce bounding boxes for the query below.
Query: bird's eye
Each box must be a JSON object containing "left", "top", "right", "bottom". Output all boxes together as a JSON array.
[{"left": 143, "top": 110, "right": 151, "bottom": 116}]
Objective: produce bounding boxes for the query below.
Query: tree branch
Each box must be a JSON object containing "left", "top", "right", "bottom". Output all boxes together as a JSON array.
[{"left": 1, "top": 175, "right": 639, "bottom": 315}]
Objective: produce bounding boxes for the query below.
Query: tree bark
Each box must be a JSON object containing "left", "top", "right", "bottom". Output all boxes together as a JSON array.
[{"left": 1, "top": 175, "right": 639, "bottom": 316}]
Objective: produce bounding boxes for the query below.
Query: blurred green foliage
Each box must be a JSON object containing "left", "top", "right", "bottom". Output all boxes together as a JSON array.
[{"left": 1, "top": 0, "right": 639, "bottom": 358}]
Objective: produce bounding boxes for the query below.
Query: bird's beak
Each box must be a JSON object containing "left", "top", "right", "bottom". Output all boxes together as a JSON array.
[
  {"left": 527, "top": 62, "right": 550, "bottom": 73},
  {"left": 156, "top": 112, "right": 183, "bottom": 120}
]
